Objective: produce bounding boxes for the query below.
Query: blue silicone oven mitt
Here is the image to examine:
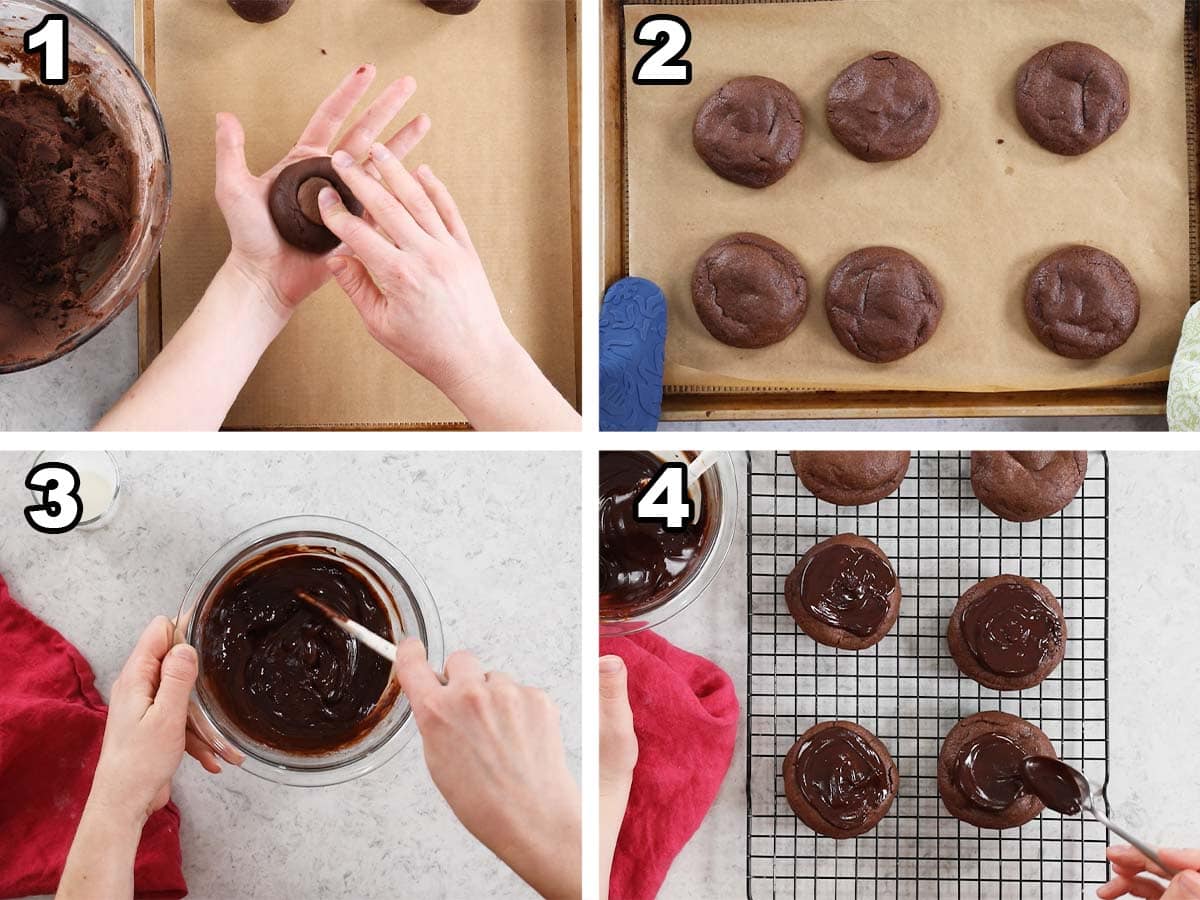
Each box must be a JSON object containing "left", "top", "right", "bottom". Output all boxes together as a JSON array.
[{"left": 599, "top": 277, "right": 667, "bottom": 432}]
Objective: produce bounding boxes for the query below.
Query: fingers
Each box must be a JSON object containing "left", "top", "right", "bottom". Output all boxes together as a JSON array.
[
  {"left": 214, "top": 112, "right": 252, "bottom": 204},
  {"left": 1110, "top": 847, "right": 1200, "bottom": 880},
  {"left": 328, "top": 152, "right": 428, "bottom": 249},
  {"left": 186, "top": 730, "right": 223, "bottom": 774},
  {"left": 414, "top": 164, "right": 473, "bottom": 248},
  {"left": 318, "top": 186, "right": 407, "bottom": 264},
  {"left": 336, "top": 76, "right": 418, "bottom": 159},
  {"left": 598, "top": 655, "right": 638, "bottom": 784},
  {"left": 392, "top": 638, "right": 443, "bottom": 707},
  {"left": 444, "top": 649, "right": 485, "bottom": 683},
  {"left": 367, "top": 143, "right": 449, "bottom": 240},
  {"left": 152, "top": 643, "right": 198, "bottom": 735},
  {"left": 1166, "top": 872, "right": 1200, "bottom": 899},
  {"left": 327, "top": 255, "right": 385, "bottom": 321},
  {"left": 1098, "top": 875, "right": 1167, "bottom": 899},
  {"left": 382, "top": 114, "right": 431, "bottom": 164},
  {"left": 113, "top": 616, "right": 176, "bottom": 714},
  {"left": 296, "top": 64, "right": 377, "bottom": 150}
]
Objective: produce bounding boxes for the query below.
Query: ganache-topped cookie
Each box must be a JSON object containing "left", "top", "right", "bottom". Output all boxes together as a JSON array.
[
  {"left": 785, "top": 534, "right": 901, "bottom": 650},
  {"left": 826, "top": 51, "right": 940, "bottom": 162},
  {"left": 691, "top": 233, "right": 808, "bottom": 348},
  {"left": 948, "top": 574, "right": 1066, "bottom": 691},
  {"left": 1016, "top": 41, "right": 1129, "bottom": 156},
  {"left": 938, "top": 711, "right": 1056, "bottom": 829},
  {"left": 971, "top": 451, "right": 1087, "bottom": 522},
  {"left": 790, "top": 451, "right": 910, "bottom": 506},
  {"left": 693, "top": 76, "right": 805, "bottom": 188},
  {"left": 784, "top": 720, "right": 899, "bottom": 838},
  {"left": 1024, "top": 245, "right": 1139, "bottom": 359}
]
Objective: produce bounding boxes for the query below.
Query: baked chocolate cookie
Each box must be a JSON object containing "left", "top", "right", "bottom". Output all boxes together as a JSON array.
[
  {"left": 227, "top": 0, "right": 294, "bottom": 23},
  {"left": 1016, "top": 42, "right": 1129, "bottom": 156},
  {"left": 938, "top": 711, "right": 1056, "bottom": 829},
  {"left": 785, "top": 534, "right": 901, "bottom": 650},
  {"left": 790, "top": 451, "right": 910, "bottom": 506},
  {"left": 825, "top": 247, "right": 943, "bottom": 363},
  {"left": 1024, "top": 245, "right": 1139, "bottom": 359},
  {"left": 268, "top": 157, "right": 364, "bottom": 254},
  {"left": 422, "top": 0, "right": 482, "bottom": 13},
  {"left": 826, "top": 51, "right": 940, "bottom": 162},
  {"left": 971, "top": 451, "right": 1087, "bottom": 522},
  {"left": 691, "top": 233, "right": 808, "bottom": 348},
  {"left": 784, "top": 720, "right": 899, "bottom": 838},
  {"left": 948, "top": 574, "right": 1066, "bottom": 691},
  {"left": 693, "top": 76, "right": 805, "bottom": 188}
]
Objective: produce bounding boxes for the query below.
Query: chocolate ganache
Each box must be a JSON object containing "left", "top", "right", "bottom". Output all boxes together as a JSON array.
[
  {"left": 599, "top": 451, "right": 711, "bottom": 615},
  {"left": 794, "top": 543, "right": 895, "bottom": 636},
  {"left": 794, "top": 726, "right": 892, "bottom": 830},
  {"left": 201, "top": 546, "right": 397, "bottom": 753},
  {"left": 961, "top": 582, "right": 1061, "bottom": 676},
  {"left": 955, "top": 732, "right": 1027, "bottom": 810}
]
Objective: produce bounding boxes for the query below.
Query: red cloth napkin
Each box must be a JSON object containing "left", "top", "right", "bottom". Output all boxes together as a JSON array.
[
  {"left": 0, "top": 574, "right": 187, "bottom": 899},
  {"left": 602, "top": 631, "right": 739, "bottom": 900}
]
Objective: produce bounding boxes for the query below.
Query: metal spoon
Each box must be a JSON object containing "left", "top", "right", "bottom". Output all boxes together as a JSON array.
[{"left": 1021, "top": 756, "right": 1177, "bottom": 877}]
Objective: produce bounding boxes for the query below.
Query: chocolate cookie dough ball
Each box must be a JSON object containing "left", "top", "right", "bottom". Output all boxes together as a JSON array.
[
  {"left": 790, "top": 451, "right": 910, "bottom": 506},
  {"left": 971, "top": 451, "right": 1087, "bottom": 522},
  {"left": 1024, "top": 245, "right": 1139, "bottom": 359},
  {"left": 268, "top": 157, "right": 364, "bottom": 254},
  {"left": 693, "top": 76, "right": 805, "bottom": 188},
  {"left": 784, "top": 721, "right": 898, "bottom": 838},
  {"left": 826, "top": 51, "right": 940, "bottom": 162},
  {"left": 785, "top": 534, "right": 901, "bottom": 650},
  {"left": 227, "top": 0, "right": 294, "bottom": 23},
  {"left": 825, "top": 247, "right": 943, "bottom": 363},
  {"left": 691, "top": 232, "right": 808, "bottom": 348},
  {"left": 948, "top": 574, "right": 1066, "bottom": 691},
  {"left": 939, "top": 711, "right": 1056, "bottom": 829},
  {"left": 422, "top": 0, "right": 482, "bottom": 13},
  {"left": 1016, "top": 41, "right": 1129, "bottom": 156}
]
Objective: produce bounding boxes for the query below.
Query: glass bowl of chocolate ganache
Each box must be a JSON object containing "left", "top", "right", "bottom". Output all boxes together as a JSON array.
[
  {"left": 599, "top": 451, "right": 738, "bottom": 637},
  {"left": 177, "top": 516, "right": 443, "bottom": 787}
]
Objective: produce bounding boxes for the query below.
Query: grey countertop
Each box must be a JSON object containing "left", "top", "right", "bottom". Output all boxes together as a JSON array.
[
  {"left": 0, "top": 450, "right": 580, "bottom": 900},
  {"left": 653, "top": 450, "right": 1200, "bottom": 898}
]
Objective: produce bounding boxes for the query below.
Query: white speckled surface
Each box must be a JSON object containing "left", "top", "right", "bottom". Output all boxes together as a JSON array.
[
  {"left": 651, "top": 451, "right": 1200, "bottom": 899},
  {"left": 0, "top": 0, "right": 138, "bottom": 431},
  {"left": 0, "top": 451, "right": 580, "bottom": 900}
]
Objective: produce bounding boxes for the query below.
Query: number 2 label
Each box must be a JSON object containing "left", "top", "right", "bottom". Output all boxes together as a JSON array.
[
  {"left": 635, "top": 462, "right": 694, "bottom": 532},
  {"left": 24, "top": 14, "right": 69, "bottom": 86},
  {"left": 632, "top": 14, "right": 692, "bottom": 86}
]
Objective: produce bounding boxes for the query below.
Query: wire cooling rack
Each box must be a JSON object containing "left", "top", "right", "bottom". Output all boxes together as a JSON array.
[{"left": 746, "top": 451, "right": 1110, "bottom": 899}]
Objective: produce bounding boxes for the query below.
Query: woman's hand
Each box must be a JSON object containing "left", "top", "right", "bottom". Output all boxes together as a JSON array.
[
  {"left": 1099, "top": 846, "right": 1200, "bottom": 899},
  {"left": 598, "top": 655, "right": 638, "bottom": 900},
  {"left": 392, "top": 640, "right": 581, "bottom": 900},
  {"left": 317, "top": 145, "right": 581, "bottom": 431},
  {"left": 215, "top": 64, "right": 429, "bottom": 320}
]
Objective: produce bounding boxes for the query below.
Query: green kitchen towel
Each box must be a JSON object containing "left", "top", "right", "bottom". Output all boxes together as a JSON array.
[{"left": 1168, "top": 302, "right": 1200, "bottom": 430}]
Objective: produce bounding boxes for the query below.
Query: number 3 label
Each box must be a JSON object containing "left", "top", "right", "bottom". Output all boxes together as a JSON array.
[
  {"left": 632, "top": 15, "right": 692, "bottom": 86},
  {"left": 24, "top": 14, "right": 69, "bottom": 86},
  {"left": 635, "top": 462, "right": 695, "bottom": 532},
  {"left": 25, "top": 462, "right": 83, "bottom": 534}
]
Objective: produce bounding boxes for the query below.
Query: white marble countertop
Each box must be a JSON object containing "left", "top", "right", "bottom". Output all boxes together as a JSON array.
[
  {"left": 0, "top": 451, "right": 580, "bottom": 900},
  {"left": 653, "top": 450, "right": 1200, "bottom": 898}
]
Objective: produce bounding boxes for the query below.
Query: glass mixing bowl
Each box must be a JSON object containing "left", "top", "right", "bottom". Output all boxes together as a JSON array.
[
  {"left": 0, "top": 0, "right": 171, "bottom": 372},
  {"left": 599, "top": 451, "right": 738, "bottom": 637},
  {"left": 177, "top": 516, "right": 443, "bottom": 787}
]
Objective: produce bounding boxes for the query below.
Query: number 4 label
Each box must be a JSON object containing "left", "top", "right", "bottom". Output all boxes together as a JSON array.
[
  {"left": 635, "top": 462, "right": 695, "bottom": 532},
  {"left": 632, "top": 14, "right": 692, "bottom": 86},
  {"left": 25, "top": 14, "right": 69, "bottom": 86}
]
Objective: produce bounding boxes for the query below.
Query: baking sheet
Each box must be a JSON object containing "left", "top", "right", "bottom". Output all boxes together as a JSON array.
[
  {"left": 624, "top": 0, "right": 1194, "bottom": 394},
  {"left": 152, "top": 0, "right": 577, "bottom": 428}
]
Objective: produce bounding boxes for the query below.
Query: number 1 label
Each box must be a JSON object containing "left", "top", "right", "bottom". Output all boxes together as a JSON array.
[{"left": 24, "top": 14, "right": 69, "bottom": 86}]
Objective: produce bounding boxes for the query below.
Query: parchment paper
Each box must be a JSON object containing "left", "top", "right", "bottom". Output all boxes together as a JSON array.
[
  {"left": 153, "top": 0, "right": 576, "bottom": 428},
  {"left": 624, "top": 0, "right": 1194, "bottom": 394}
]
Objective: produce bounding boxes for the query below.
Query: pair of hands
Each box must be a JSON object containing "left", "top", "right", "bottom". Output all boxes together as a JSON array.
[
  {"left": 84, "top": 617, "right": 580, "bottom": 900},
  {"left": 214, "top": 64, "right": 512, "bottom": 395}
]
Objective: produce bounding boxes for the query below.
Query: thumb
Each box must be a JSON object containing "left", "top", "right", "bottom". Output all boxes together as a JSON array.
[
  {"left": 1166, "top": 871, "right": 1200, "bottom": 899},
  {"left": 599, "top": 656, "right": 638, "bottom": 784},
  {"left": 152, "top": 643, "right": 198, "bottom": 731},
  {"left": 328, "top": 255, "right": 386, "bottom": 323},
  {"left": 214, "top": 112, "right": 251, "bottom": 207},
  {"left": 392, "top": 638, "right": 442, "bottom": 711}
]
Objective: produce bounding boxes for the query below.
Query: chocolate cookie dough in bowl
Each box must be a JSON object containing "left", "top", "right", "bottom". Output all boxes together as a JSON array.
[
  {"left": 599, "top": 451, "right": 737, "bottom": 637},
  {"left": 0, "top": 0, "right": 170, "bottom": 373},
  {"left": 177, "top": 516, "right": 443, "bottom": 787}
]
